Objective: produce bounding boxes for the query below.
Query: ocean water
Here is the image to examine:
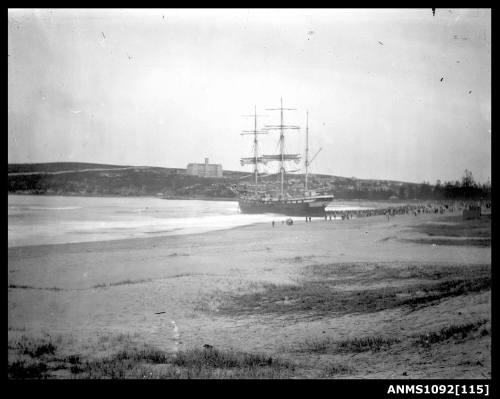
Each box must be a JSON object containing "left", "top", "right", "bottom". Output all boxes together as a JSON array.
[
  {"left": 8, "top": 195, "right": 378, "bottom": 248},
  {"left": 8, "top": 195, "right": 282, "bottom": 247}
]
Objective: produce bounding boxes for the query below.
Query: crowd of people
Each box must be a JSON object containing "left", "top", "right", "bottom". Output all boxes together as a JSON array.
[
  {"left": 326, "top": 202, "right": 453, "bottom": 221},
  {"left": 325, "top": 200, "right": 490, "bottom": 221},
  {"left": 271, "top": 200, "right": 490, "bottom": 226}
]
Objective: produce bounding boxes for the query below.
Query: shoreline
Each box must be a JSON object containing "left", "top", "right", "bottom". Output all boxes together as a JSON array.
[
  {"left": 6, "top": 209, "right": 423, "bottom": 250},
  {"left": 9, "top": 195, "right": 424, "bottom": 249},
  {"left": 7, "top": 218, "right": 270, "bottom": 250},
  {"left": 6, "top": 210, "right": 474, "bottom": 253},
  {"left": 7, "top": 213, "right": 389, "bottom": 252},
  {"left": 7, "top": 202, "right": 475, "bottom": 250}
]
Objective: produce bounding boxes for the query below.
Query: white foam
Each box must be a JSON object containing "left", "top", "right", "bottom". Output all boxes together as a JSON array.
[{"left": 8, "top": 195, "right": 283, "bottom": 247}]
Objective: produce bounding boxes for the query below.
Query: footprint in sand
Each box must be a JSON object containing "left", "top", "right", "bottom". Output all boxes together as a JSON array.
[
  {"left": 153, "top": 313, "right": 181, "bottom": 353},
  {"left": 171, "top": 320, "right": 180, "bottom": 353}
]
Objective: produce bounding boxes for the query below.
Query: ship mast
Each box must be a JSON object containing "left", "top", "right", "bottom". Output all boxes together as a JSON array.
[
  {"left": 280, "top": 99, "right": 285, "bottom": 196},
  {"left": 303, "top": 111, "right": 323, "bottom": 196},
  {"left": 240, "top": 106, "right": 267, "bottom": 197},
  {"left": 263, "top": 98, "right": 300, "bottom": 198},
  {"left": 305, "top": 110, "right": 309, "bottom": 194}
]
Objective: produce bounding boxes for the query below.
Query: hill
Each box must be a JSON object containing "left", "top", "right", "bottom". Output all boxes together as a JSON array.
[
  {"left": 8, "top": 162, "right": 130, "bottom": 174},
  {"left": 7, "top": 162, "right": 435, "bottom": 200}
]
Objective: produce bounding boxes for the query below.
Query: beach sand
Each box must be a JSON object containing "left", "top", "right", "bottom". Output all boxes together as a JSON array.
[{"left": 8, "top": 212, "right": 491, "bottom": 378}]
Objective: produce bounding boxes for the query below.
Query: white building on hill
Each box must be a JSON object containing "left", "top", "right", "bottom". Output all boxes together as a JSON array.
[{"left": 186, "top": 158, "right": 223, "bottom": 178}]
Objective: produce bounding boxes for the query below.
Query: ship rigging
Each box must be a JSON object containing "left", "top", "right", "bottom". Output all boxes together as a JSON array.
[{"left": 237, "top": 98, "right": 334, "bottom": 217}]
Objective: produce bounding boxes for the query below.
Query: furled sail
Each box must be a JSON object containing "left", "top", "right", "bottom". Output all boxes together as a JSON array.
[
  {"left": 240, "top": 157, "right": 265, "bottom": 166},
  {"left": 261, "top": 154, "right": 301, "bottom": 164}
]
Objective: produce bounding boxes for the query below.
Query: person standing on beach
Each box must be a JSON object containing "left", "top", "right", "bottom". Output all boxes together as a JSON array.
[{"left": 272, "top": 221, "right": 275, "bottom": 228}]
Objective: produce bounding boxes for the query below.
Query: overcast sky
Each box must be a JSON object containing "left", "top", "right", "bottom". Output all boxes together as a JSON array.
[{"left": 8, "top": 8, "right": 491, "bottom": 183}]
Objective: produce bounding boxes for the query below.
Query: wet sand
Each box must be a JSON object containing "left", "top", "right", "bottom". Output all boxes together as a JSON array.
[{"left": 8, "top": 212, "right": 491, "bottom": 378}]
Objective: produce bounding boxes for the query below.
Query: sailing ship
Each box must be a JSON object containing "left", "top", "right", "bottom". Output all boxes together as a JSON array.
[{"left": 237, "top": 98, "right": 334, "bottom": 217}]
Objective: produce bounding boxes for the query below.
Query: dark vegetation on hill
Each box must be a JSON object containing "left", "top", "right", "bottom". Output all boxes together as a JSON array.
[
  {"left": 8, "top": 167, "right": 237, "bottom": 198},
  {"left": 8, "top": 163, "right": 490, "bottom": 201},
  {"left": 8, "top": 162, "right": 130, "bottom": 174}
]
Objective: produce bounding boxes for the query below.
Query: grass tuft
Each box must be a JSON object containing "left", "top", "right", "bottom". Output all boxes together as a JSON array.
[
  {"left": 109, "top": 278, "right": 151, "bottom": 287},
  {"left": 92, "top": 283, "right": 108, "bottom": 289},
  {"left": 218, "top": 263, "right": 490, "bottom": 318},
  {"left": 400, "top": 278, "right": 491, "bottom": 309},
  {"left": 336, "top": 336, "right": 400, "bottom": 353},
  {"left": 8, "top": 360, "right": 48, "bottom": 379},
  {"left": 73, "top": 347, "right": 295, "bottom": 379},
  {"left": 322, "top": 363, "right": 354, "bottom": 376},
  {"left": 301, "top": 335, "right": 399, "bottom": 354},
  {"left": 15, "top": 335, "right": 57, "bottom": 357},
  {"left": 172, "top": 348, "right": 288, "bottom": 370},
  {"left": 411, "top": 215, "right": 491, "bottom": 238},
  {"left": 66, "top": 354, "right": 81, "bottom": 364},
  {"left": 414, "top": 319, "right": 489, "bottom": 347},
  {"left": 92, "top": 279, "right": 151, "bottom": 289}
]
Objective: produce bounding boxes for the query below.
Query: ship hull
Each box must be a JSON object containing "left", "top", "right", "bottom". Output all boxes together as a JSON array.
[{"left": 238, "top": 196, "right": 333, "bottom": 217}]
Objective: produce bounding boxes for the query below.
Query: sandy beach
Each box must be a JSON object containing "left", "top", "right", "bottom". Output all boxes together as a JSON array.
[{"left": 8, "top": 211, "right": 491, "bottom": 378}]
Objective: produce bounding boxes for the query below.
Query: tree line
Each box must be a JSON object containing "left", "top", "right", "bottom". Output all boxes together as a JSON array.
[{"left": 327, "top": 169, "right": 490, "bottom": 201}]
